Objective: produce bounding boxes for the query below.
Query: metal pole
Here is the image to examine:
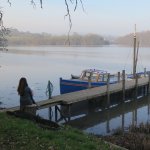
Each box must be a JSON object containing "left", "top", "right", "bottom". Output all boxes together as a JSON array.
[{"left": 133, "top": 24, "right": 137, "bottom": 78}]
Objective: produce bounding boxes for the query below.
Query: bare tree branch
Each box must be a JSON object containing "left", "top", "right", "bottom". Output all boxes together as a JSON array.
[
  {"left": 79, "top": 0, "right": 85, "bottom": 12},
  {"left": 64, "top": 0, "right": 73, "bottom": 45},
  {"left": 7, "top": 0, "right": 11, "bottom": 6},
  {"left": 64, "top": 0, "right": 84, "bottom": 45},
  {"left": 1, "top": 0, "right": 84, "bottom": 46},
  {"left": 30, "top": 0, "right": 36, "bottom": 8}
]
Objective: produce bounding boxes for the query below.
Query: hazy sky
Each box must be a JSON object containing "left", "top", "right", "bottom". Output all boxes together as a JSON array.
[{"left": 1, "top": 0, "right": 150, "bottom": 36}]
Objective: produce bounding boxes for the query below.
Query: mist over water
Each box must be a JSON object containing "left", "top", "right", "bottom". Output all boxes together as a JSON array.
[{"left": 1, "top": 46, "right": 150, "bottom": 135}]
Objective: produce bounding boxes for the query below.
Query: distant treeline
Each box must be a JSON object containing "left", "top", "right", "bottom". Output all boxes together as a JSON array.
[
  {"left": 7, "top": 29, "right": 110, "bottom": 46},
  {"left": 116, "top": 31, "right": 150, "bottom": 47},
  {"left": 6, "top": 29, "right": 150, "bottom": 47}
]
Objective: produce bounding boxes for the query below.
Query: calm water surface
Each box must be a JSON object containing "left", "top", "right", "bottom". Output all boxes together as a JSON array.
[{"left": 1, "top": 46, "right": 150, "bottom": 135}]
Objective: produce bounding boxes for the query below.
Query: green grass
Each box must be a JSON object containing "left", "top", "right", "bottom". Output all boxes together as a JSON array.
[{"left": 0, "top": 112, "right": 120, "bottom": 150}]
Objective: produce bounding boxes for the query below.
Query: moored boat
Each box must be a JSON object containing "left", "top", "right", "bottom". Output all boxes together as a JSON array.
[{"left": 60, "top": 69, "right": 119, "bottom": 94}]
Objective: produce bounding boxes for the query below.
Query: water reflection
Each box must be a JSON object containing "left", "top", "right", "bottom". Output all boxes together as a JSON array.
[{"left": 57, "top": 95, "right": 150, "bottom": 135}]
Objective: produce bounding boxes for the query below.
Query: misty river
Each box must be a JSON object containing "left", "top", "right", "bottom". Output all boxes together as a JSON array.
[{"left": 1, "top": 45, "right": 150, "bottom": 135}]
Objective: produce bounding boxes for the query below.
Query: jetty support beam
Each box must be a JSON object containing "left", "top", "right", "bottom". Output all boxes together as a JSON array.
[
  {"left": 107, "top": 73, "right": 110, "bottom": 108},
  {"left": 54, "top": 105, "right": 68, "bottom": 122},
  {"left": 122, "top": 70, "right": 126, "bottom": 101}
]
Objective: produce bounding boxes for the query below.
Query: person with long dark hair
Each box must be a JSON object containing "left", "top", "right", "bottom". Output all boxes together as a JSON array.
[{"left": 17, "top": 77, "right": 35, "bottom": 111}]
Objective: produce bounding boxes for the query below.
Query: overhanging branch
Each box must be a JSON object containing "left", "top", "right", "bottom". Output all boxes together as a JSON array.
[
  {"left": 64, "top": 0, "right": 84, "bottom": 45},
  {"left": 2, "top": 0, "right": 84, "bottom": 46}
]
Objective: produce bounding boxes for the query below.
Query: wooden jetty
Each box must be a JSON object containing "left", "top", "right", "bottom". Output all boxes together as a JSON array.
[{"left": 1, "top": 73, "right": 150, "bottom": 122}]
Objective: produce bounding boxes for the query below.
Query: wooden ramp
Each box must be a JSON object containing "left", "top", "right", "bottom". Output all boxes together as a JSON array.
[{"left": 1, "top": 76, "right": 149, "bottom": 113}]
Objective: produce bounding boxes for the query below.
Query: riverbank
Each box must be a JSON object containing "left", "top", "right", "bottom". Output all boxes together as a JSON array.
[
  {"left": 0, "top": 112, "right": 121, "bottom": 150},
  {"left": 102, "top": 123, "right": 150, "bottom": 150}
]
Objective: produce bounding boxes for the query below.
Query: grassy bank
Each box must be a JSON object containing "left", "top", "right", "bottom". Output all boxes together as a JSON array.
[{"left": 0, "top": 112, "right": 120, "bottom": 150}]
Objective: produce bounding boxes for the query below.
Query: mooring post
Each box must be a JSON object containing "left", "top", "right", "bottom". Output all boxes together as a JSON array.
[
  {"left": 88, "top": 76, "right": 91, "bottom": 89},
  {"left": 144, "top": 68, "right": 146, "bottom": 77},
  {"left": 107, "top": 73, "right": 110, "bottom": 108},
  {"left": 135, "top": 74, "right": 138, "bottom": 99},
  {"left": 68, "top": 105, "right": 71, "bottom": 122},
  {"left": 55, "top": 106, "right": 58, "bottom": 122},
  {"left": 118, "top": 72, "right": 120, "bottom": 82},
  {"left": 149, "top": 73, "right": 150, "bottom": 94},
  {"left": 148, "top": 97, "right": 150, "bottom": 122},
  {"left": 122, "top": 70, "right": 125, "bottom": 101},
  {"left": 47, "top": 80, "right": 52, "bottom": 99},
  {"left": 47, "top": 80, "right": 52, "bottom": 120},
  {"left": 145, "top": 85, "right": 148, "bottom": 96}
]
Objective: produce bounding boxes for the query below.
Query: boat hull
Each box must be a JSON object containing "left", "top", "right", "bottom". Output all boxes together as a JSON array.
[{"left": 60, "top": 78, "right": 116, "bottom": 94}]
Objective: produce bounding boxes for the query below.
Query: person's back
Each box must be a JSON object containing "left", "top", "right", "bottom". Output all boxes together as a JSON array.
[
  {"left": 20, "top": 86, "right": 33, "bottom": 106},
  {"left": 17, "top": 77, "right": 35, "bottom": 111}
]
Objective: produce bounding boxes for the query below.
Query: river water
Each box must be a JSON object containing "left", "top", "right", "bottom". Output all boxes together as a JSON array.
[{"left": 1, "top": 46, "right": 150, "bottom": 135}]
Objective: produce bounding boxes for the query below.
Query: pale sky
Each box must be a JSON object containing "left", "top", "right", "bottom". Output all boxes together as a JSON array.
[{"left": 1, "top": 0, "right": 150, "bottom": 36}]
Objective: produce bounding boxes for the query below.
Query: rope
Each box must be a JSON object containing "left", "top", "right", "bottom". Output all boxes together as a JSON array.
[
  {"left": 137, "top": 53, "right": 145, "bottom": 72},
  {"left": 123, "top": 48, "right": 132, "bottom": 70}
]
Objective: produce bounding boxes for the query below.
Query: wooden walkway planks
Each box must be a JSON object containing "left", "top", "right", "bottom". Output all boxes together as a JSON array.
[
  {"left": 60, "top": 77, "right": 149, "bottom": 105},
  {"left": 1, "top": 76, "right": 149, "bottom": 112}
]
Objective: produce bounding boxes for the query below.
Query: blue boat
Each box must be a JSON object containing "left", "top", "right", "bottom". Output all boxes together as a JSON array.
[{"left": 60, "top": 69, "right": 118, "bottom": 94}]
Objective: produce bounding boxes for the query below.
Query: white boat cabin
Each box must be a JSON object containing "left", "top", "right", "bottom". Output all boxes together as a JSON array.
[{"left": 79, "top": 69, "right": 109, "bottom": 82}]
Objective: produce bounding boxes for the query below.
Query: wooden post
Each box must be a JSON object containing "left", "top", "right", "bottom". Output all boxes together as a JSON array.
[
  {"left": 47, "top": 81, "right": 52, "bottom": 120},
  {"left": 48, "top": 107, "right": 52, "bottom": 120},
  {"left": 107, "top": 73, "right": 110, "bottom": 108},
  {"left": 88, "top": 76, "right": 91, "bottom": 89},
  {"left": 118, "top": 72, "right": 120, "bottom": 82},
  {"left": 48, "top": 80, "right": 52, "bottom": 99},
  {"left": 144, "top": 68, "right": 146, "bottom": 77},
  {"left": 122, "top": 70, "right": 125, "bottom": 101},
  {"left": 68, "top": 105, "right": 71, "bottom": 122},
  {"left": 149, "top": 73, "right": 150, "bottom": 94},
  {"left": 148, "top": 97, "right": 150, "bottom": 121},
  {"left": 145, "top": 85, "right": 148, "bottom": 96},
  {"left": 55, "top": 106, "right": 58, "bottom": 122},
  {"left": 133, "top": 24, "right": 137, "bottom": 78},
  {"left": 135, "top": 74, "right": 138, "bottom": 99}
]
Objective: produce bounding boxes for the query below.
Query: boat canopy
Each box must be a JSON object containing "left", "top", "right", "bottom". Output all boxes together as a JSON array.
[
  {"left": 80, "top": 69, "right": 108, "bottom": 82},
  {"left": 83, "top": 69, "right": 108, "bottom": 74}
]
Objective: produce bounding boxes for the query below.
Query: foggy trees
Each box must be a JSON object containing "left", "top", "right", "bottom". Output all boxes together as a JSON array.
[
  {"left": 7, "top": 29, "right": 110, "bottom": 46},
  {"left": 0, "top": 0, "right": 84, "bottom": 47}
]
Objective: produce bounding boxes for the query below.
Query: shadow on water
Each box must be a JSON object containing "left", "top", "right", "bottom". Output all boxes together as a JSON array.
[{"left": 45, "top": 87, "right": 150, "bottom": 135}]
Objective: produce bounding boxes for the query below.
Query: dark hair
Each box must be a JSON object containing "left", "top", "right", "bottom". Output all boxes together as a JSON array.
[{"left": 17, "top": 77, "right": 28, "bottom": 96}]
